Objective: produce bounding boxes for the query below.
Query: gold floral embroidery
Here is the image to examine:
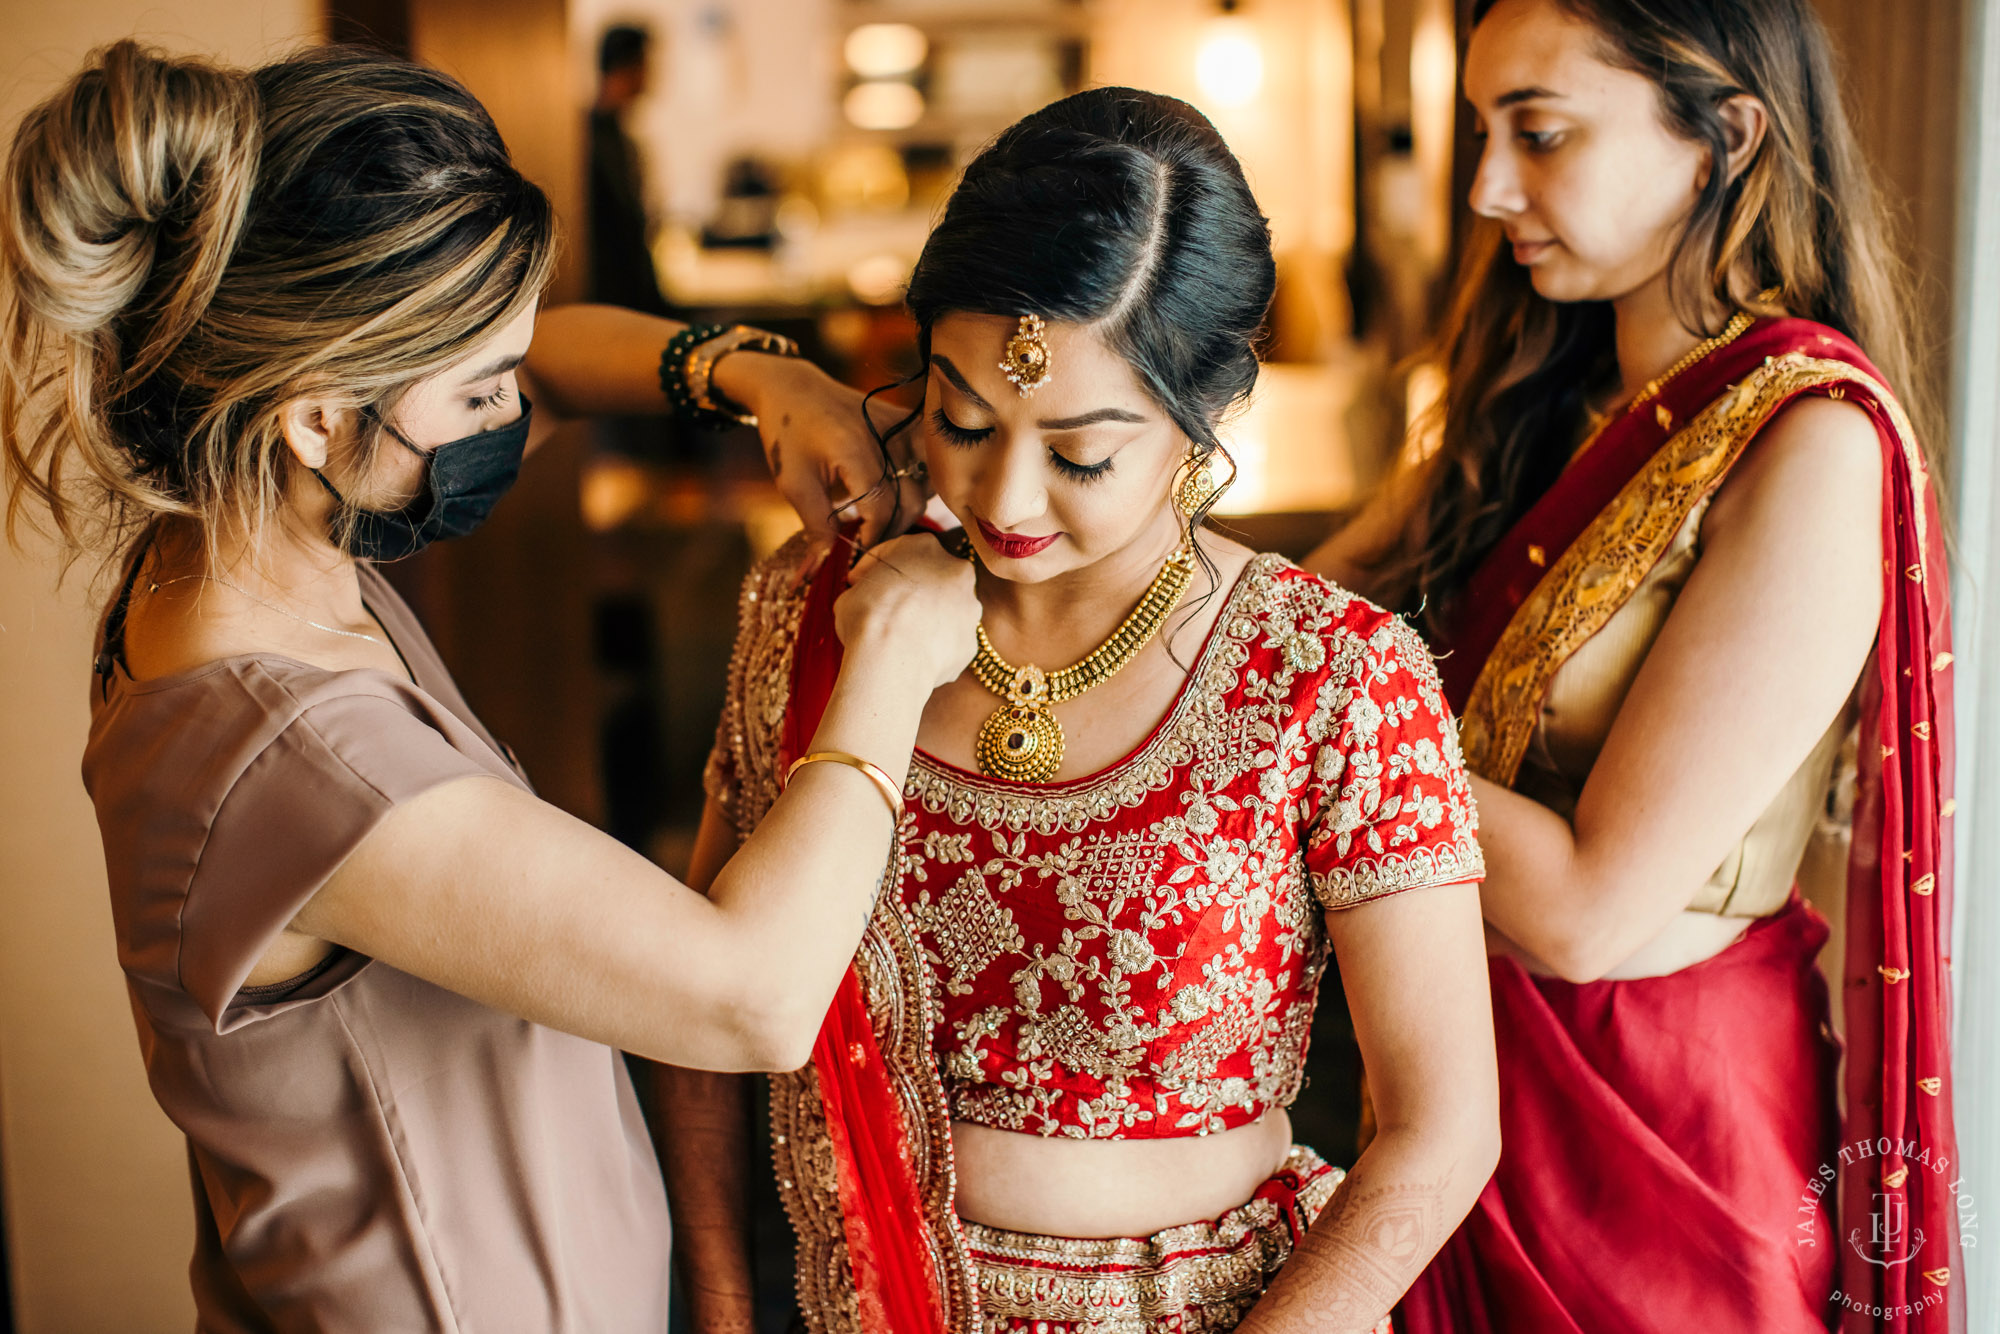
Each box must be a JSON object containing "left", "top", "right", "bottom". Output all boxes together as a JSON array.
[
  {"left": 1461, "top": 353, "right": 1926, "bottom": 786},
  {"left": 888, "top": 564, "right": 1480, "bottom": 1139},
  {"left": 720, "top": 537, "right": 977, "bottom": 1334},
  {"left": 712, "top": 547, "right": 1482, "bottom": 1330}
]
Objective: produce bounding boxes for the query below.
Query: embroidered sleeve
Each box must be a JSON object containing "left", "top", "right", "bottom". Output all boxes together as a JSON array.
[
  {"left": 1304, "top": 614, "right": 1484, "bottom": 909},
  {"left": 702, "top": 533, "right": 817, "bottom": 838}
]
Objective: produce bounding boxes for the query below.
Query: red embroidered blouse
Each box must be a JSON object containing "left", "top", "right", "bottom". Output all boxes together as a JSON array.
[{"left": 709, "top": 548, "right": 1483, "bottom": 1141}]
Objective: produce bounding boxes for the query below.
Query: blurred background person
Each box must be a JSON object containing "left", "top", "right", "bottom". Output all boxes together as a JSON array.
[{"left": 588, "top": 22, "right": 671, "bottom": 317}]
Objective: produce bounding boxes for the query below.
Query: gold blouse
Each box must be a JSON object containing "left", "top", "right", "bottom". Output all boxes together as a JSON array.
[{"left": 1510, "top": 497, "right": 1852, "bottom": 919}]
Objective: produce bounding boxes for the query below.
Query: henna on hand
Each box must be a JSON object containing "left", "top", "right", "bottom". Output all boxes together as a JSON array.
[{"left": 1236, "top": 1167, "right": 1452, "bottom": 1334}]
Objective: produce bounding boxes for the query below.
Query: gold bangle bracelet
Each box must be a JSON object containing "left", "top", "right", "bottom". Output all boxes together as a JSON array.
[
  {"left": 686, "top": 324, "right": 800, "bottom": 425},
  {"left": 783, "top": 750, "right": 905, "bottom": 823}
]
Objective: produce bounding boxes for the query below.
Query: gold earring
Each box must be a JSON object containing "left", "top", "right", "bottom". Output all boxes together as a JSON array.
[
  {"left": 999, "top": 314, "right": 1052, "bottom": 396},
  {"left": 1173, "top": 447, "right": 1235, "bottom": 517}
]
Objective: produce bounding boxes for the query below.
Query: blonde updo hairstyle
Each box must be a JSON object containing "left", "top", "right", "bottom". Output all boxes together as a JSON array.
[{"left": 0, "top": 40, "right": 556, "bottom": 568}]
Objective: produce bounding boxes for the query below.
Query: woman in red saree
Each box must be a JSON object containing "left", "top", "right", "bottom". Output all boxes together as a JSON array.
[
  {"left": 1309, "top": 2, "right": 1965, "bottom": 1330},
  {"left": 659, "top": 89, "right": 1499, "bottom": 1334}
]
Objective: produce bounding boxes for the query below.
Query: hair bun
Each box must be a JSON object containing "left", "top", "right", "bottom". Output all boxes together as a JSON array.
[{"left": 3, "top": 39, "right": 257, "bottom": 376}]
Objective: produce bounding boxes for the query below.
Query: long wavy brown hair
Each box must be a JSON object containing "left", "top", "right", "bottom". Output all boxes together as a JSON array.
[{"left": 1381, "top": 0, "right": 1929, "bottom": 635}]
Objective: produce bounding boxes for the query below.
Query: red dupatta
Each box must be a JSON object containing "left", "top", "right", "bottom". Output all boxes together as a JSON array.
[
  {"left": 773, "top": 535, "right": 969, "bottom": 1334},
  {"left": 1417, "top": 318, "right": 1963, "bottom": 1332}
]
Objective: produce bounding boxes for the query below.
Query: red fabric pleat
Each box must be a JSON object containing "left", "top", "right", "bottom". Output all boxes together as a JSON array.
[
  {"left": 1836, "top": 384, "right": 1962, "bottom": 1332},
  {"left": 780, "top": 535, "right": 948, "bottom": 1334},
  {"left": 1399, "top": 898, "right": 1838, "bottom": 1334}
]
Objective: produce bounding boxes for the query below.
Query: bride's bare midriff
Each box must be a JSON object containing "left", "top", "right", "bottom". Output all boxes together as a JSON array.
[{"left": 950, "top": 1109, "right": 1295, "bottom": 1239}]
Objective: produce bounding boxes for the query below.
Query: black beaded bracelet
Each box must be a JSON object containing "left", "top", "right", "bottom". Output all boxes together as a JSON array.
[{"left": 657, "top": 322, "right": 740, "bottom": 430}]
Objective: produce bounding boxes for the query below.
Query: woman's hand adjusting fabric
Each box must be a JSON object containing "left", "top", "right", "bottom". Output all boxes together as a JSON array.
[
  {"left": 715, "top": 354, "right": 929, "bottom": 547},
  {"left": 835, "top": 533, "right": 980, "bottom": 691}
]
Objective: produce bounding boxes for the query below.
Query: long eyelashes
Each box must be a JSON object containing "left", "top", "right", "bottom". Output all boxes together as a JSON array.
[
  {"left": 466, "top": 384, "right": 514, "bottom": 412},
  {"left": 1048, "top": 451, "right": 1114, "bottom": 483},
  {"left": 929, "top": 407, "right": 990, "bottom": 447},
  {"left": 928, "top": 408, "right": 1115, "bottom": 483}
]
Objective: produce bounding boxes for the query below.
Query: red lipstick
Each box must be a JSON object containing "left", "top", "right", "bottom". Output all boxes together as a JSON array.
[{"left": 976, "top": 518, "right": 1060, "bottom": 560}]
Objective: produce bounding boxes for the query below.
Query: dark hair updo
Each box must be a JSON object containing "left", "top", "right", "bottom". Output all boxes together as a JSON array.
[{"left": 882, "top": 86, "right": 1276, "bottom": 535}]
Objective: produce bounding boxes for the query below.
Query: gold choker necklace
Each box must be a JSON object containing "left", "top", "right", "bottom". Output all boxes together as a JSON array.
[{"left": 967, "top": 544, "right": 1196, "bottom": 783}]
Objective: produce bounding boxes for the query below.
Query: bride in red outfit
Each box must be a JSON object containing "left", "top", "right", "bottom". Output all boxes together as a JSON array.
[
  {"left": 1307, "top": 1, "right": 1964, "bottom": 1330},
  {"left": 660, "top": 89, "right": 1498, "bottom": 1334}
]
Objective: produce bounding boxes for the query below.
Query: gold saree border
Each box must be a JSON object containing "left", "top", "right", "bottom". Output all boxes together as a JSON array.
[
  {"left": 769, "top": 881, "right": 981, "bottom": 1334},
  {"left": 722, "top": 538, "right": 977, "bottom": 1334},
  {"left": 1460, "top": 351, "right": 1927, "bottom": 787}
]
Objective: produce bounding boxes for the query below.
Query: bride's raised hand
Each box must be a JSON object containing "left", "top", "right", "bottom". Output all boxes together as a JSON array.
[{"left": 836, "top": 534, "right": 979, "bottom": 690}]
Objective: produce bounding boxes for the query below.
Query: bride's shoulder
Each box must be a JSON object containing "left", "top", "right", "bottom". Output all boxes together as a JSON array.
[{"left": 1239, "top": 552, "right": 1441, "bottom": 692}]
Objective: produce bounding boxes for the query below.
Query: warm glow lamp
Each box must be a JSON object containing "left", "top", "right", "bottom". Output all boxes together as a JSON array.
[
  {"left": 1196, "top": 1, "right": 1264, "bottom": 108},
  {"left": 844, "top": 23, "right": 928, "bottom": 79},
  {"left": 844, "top": 80, "right": 925, "bottom": 131}
]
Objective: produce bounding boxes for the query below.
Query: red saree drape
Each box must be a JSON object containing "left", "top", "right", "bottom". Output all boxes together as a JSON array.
[
  {"left": 777, "top": 537, "right": 951, "bottom": 1334},
  {"left": 1398, "top": 319, "right": 1964, "bottom": 1333}
]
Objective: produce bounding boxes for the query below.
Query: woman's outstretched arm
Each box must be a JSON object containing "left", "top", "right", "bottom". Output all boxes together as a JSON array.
[
  {"left": 289, "top": 536, "right": 974, "bottom": 1071},
  {"left": 521, "top": 303, "right": 925, "bottom": 544},
  {"left": 1237, "top": 882, "right": 1500, "bottom": 1334}
]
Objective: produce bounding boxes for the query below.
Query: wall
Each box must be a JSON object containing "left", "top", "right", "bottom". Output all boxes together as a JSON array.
[
  {"left": 1945, "top": 0, "right": 2000, "bottom": 1319},
  {"left": 1813, "top": 0, "right": 1965, "bottom": 459},
  {"left": 0, "top": 7, "right": 322, "bottom": 1331},
  {"left": 1090, "top": 0, "right": 1354, "bottom": 359}
]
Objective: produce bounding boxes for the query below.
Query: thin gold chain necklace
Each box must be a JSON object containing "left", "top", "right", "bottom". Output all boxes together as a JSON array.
[
  {"left": 1631, "top": 307, "right": 1756, "bottom": 408},
  {"left": 965, "top": 542, "right": 1196, "bottom": 784},
  {"left": 147, "top": 574, "right": 384, "bottom": 645}
]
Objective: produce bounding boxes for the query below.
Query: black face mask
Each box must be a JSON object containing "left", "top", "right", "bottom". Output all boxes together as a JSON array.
[{"left": 314, "top": 398, "right": 533, "bottom": 561}]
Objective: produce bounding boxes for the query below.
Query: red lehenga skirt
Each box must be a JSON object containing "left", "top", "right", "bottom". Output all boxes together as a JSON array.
[
  {"left": 1398, "top": 894, "right": 1839, "bottom": 1333},
  {"left": 965, "top": 1146, "right": 1393, "bottom": 1334}
]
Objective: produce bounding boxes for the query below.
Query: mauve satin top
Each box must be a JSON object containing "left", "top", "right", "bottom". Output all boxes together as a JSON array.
[{"left": 82, "top": 561, "right": 672, "bottom": 1332}]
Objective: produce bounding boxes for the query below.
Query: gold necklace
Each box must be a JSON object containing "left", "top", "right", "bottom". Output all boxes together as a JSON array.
[
  {"left": 1631, "top": 308, "right": 1756, "bottom": 409},
  {"left": 1577, "top": 307, "right": 1757, "bottom": 456},
  {"left": 968, "top": 544, "right": 1196, "bottom": 783},
  {"left": 148, "top": 574, "right": 384, "bottom": 645}
]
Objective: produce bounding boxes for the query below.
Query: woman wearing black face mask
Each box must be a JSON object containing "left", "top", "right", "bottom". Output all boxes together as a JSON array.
[{"left": 1, "top": 42, "right": 969, "bottom": 1330}]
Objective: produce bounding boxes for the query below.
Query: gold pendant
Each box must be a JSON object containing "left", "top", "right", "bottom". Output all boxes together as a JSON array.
[
  {"left": 976, "top": 703, "right": 1064, "bottom": 783},
  {"left": 959, "top": 542, "right": 1195, "bottom": 784}
]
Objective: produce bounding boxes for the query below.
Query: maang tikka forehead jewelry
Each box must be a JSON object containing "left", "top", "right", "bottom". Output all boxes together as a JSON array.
[{"left": 999, "top": 313, "right": 1053, "bottom": 396}]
